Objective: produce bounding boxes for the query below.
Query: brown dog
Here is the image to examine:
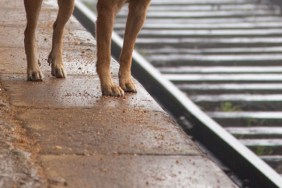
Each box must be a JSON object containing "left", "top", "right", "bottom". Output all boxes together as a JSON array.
[{"left": 24, "top": 0, "right": 151, "bottom": 96}]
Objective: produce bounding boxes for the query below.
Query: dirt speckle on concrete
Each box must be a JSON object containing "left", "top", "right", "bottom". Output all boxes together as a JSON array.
[{"left": 0, "top": 82, "right": 47, "bottom": 187}]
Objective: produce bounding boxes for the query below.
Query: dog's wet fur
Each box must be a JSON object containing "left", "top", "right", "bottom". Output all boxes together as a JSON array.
[{"left": 24, "top": 0, "right": 150, "bottom": 96}]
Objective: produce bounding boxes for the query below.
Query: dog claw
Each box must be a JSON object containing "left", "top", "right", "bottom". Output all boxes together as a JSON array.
[
  {"left": 48, "top": 54, "right": 67, "bottom": 79},
  {"left": 119, "top": 78, "right": 137, "bottom": 93},
  {"left": 122, "top": 82, "right": 137, "bottom": 93},
  {"left": 27, "top": 70, "right": 44, "bottom": 81},
  {"left": 51, "top": 67, "right": 67, "bottom": 78},
  {"left": 102, "top": 85, "right": 125, "bottom": 97}
]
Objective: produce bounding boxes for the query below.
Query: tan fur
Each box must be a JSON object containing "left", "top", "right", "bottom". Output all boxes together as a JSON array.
[{"left": 24, "top": 0, "right": 150, "bottom": 97}]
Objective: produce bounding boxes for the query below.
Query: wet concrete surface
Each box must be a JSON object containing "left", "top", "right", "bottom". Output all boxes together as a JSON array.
[
  {"left": 0, "top": 0, "right": 237, "bottom": 187},
  {"left": 18, "top": 106, "right": 196, "bottom": 156},
  {"left": 1, "top": 74, "right": 158, "bottom": 109},
  {"left": 0, "top": 26, "right": 95, "bottom": 49},
  {"left": 0, "top": 47, "right": 100, "bottom": 75},
  {"left": 0, "top": 82, "right": 46, "bottom": 187},
  {"left": 41, "top": 155, "right": 231, "bottom": 188}
]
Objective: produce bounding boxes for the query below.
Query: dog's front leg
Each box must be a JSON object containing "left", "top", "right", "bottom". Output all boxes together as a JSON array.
[
  {"left": 48, "top": 0, "right": 75, "bottom": 78},
  {"left": 96, "top": 1, "right": 124, "bottom": 97},
  {"left": 24, "top": 0, "right": 43, "bottom": 81},
  {"left": 119, "top": 0, "right": 150, "bottom": 92}
]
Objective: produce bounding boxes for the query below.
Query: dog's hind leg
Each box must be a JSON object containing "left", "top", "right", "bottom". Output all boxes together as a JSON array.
[
  {"left": 24, "top": 0, "right": 44, "bottom": 81},
  {"left": 48, "top": 0, "right": 75, "bottom": 78},
  {"left": 96, "top": 1, "right": 125, "bottom": 97},
  {"left": 118, "top": 0, "right": 150, "bottom": 92}
]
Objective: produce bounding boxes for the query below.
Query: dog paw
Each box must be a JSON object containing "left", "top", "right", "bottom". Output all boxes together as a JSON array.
[
  {"left": 48, "top": 54, "right": 67, "bottom": 78},
  {"left": 51, "top": 65, "right": 67, "bottom": 78},
  {"left": 102, "top": 84, "right": 125, "bottom": 97},
  {"left": 119, "top": 77, "right": 137, "bottom": 93},
  {"left": 27, "top": 69, "right": 44, "bottom": 81}
]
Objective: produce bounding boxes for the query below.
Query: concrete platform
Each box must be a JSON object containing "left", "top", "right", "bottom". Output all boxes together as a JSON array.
[{"left": 0, "top": 0, "right": 237, "bottom": 187}]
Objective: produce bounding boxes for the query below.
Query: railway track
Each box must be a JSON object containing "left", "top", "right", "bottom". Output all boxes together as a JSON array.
[
  {"left": 75, "top": 0, "right": 282, "bottom": 187},
  {"left": 114, "top": 0, "right": 282, "bottom": 177}
]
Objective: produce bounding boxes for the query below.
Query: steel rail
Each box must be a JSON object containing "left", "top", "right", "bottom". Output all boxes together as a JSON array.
[{"left": 73, "top": 1, "right": 282, "bottom": 187}]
